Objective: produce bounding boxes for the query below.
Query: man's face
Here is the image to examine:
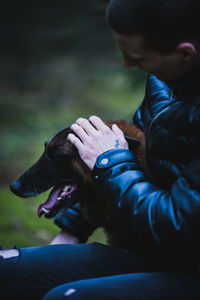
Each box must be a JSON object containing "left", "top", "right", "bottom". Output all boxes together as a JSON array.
[{"left": 113, "top": 31, "right": 196, "bottom": 82}]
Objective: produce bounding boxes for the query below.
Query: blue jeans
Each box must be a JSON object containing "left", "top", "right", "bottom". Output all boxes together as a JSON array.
[{"left": 0, "top": 242, "right": 200, "bottom": 299}]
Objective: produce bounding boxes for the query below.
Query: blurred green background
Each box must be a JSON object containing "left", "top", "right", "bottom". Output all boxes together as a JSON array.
[{"left": 0, "top": 0, "right": 146, "bottom": 248}]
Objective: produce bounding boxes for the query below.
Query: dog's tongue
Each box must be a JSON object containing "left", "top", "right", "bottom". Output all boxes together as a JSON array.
[{"left": 37, "top": 187, "right": 61, "bottom": 217}]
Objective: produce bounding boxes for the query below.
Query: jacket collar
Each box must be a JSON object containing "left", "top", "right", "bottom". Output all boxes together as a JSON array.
[{"left": 165, "top": 63, "right": 200, "bottom": 101}]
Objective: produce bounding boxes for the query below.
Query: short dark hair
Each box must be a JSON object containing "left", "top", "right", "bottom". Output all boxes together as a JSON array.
[{"left": 106, "top": 0, "right": 200, "bottom": 53}]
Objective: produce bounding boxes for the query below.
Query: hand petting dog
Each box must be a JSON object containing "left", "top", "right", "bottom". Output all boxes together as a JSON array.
[{"left": 68, "top": 115, "right": 129, "bottom": 170}]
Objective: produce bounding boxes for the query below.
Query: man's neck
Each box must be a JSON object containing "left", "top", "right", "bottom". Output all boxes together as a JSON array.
[{"left": 165, "top": 63, "right": 200, "bottom": 100}]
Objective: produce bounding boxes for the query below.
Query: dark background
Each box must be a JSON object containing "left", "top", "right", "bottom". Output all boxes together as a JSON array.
[{"left": 0, "top": 0, "right": 146, "bottom": 247}]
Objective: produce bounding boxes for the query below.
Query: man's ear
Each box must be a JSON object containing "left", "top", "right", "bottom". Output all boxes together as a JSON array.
[{"left": 177, "top": 42, "right": 197, "bottom": 62}]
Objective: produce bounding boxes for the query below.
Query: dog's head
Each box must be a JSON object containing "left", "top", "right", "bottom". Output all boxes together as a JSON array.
[
  {"left": 10, "top": 126, "right": 91, "bottom": 218},
  {"left": 10, "top": 121, "right": 145, "bottom": 220}
]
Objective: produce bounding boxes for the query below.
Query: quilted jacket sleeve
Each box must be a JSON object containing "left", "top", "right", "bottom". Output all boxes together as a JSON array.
[{"left": 92, "top": 149, "right": 200, "bottom": 258}]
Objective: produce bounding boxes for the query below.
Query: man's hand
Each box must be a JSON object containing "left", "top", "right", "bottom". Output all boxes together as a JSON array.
[
  {"left": 67, "top": 115, "right": 129, "bottom": 170},
  {"left": 50, "top": 230, "right": 79, "bottom": 245}
]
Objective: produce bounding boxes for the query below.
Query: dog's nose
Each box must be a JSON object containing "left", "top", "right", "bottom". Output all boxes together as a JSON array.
[{"left": 10, "top": 181, "right": 21, "bottom": 195}]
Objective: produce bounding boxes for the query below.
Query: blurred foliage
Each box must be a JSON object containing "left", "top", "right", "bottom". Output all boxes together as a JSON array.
[{"left": 0, "top": 0, "right": 146, "bottom": 248}]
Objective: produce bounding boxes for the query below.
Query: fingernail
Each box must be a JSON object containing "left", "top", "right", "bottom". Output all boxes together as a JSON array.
[{"left": 67, "top": 133, "right": 72, "bottom": 139}]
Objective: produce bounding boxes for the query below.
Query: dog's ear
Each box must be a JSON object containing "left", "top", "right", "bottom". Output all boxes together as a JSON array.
[{"left": 125, "top": 136, "right": 141, "bottom": 150}]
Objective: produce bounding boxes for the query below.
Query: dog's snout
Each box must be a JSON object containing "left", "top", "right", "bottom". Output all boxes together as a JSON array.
[
  {"left": 10, "top": 181, "right": 21, "bottom": 195},
  {"left": 10, "top": 179, "right": 46, "bottom": 198}
]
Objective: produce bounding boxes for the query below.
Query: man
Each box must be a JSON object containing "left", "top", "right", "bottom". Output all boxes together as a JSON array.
[
  {"left": 52, "top": 0, "right": 200, "bottom": 246},
  {"left": 1, "top": 0, "right": 200, "bottom": 299}
]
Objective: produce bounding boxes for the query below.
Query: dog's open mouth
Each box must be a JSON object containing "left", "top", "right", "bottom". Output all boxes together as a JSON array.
[{"left": 37, "top": 183, "right": 77, "bottom": 218}]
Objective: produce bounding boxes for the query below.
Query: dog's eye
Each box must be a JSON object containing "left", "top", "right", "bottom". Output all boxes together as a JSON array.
[
  {"left": 46, "top": 146, "right": 71, "bottom": 162},
  {"left": 46, "top": 146, "right": 61, "bottom": 160}
]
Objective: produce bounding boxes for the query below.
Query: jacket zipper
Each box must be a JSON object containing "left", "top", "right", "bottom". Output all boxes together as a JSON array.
[
  {"left": 146, "top": 88, "right": 175, "bottom": 144},
  {"left": 146, "top": 106, "right": 170, "bottom": 145}
]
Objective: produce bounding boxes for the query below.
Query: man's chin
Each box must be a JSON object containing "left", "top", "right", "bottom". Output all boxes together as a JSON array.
[
  {"left": 152, "top": 73, "right": 171, "bottom": 82},
  {"left": 153, "top": 73, "right": 184, "bottom": 84}
]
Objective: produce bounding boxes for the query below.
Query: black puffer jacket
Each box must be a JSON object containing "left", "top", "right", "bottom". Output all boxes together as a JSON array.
[
  {"left": 93, "top": 74, "right": 200, "bottom": 267},
  {"left": 133, "top": 75, "right": 200, "bottom": 188},
  {"left": 55, "top": 74, "right": 200, "bottom": 267}
]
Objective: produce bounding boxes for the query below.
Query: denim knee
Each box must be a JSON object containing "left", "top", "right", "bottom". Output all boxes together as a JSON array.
[{"left": 42, "top": 283, "right": 78, "bottom": 300}]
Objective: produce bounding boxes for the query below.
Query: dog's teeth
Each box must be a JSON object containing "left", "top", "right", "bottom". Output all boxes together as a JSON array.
[
  {"left": 57, "top": 197, "right": 62, "bottom": 201},
  {"left": 42, "top": 208, "right": 50, "bottom": 214},
  {"left": 63, "top": 185, "right": 70, "bottom": 192},
  {"left": 68, "top": 195, "right": 71, "bottom": 199}
]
